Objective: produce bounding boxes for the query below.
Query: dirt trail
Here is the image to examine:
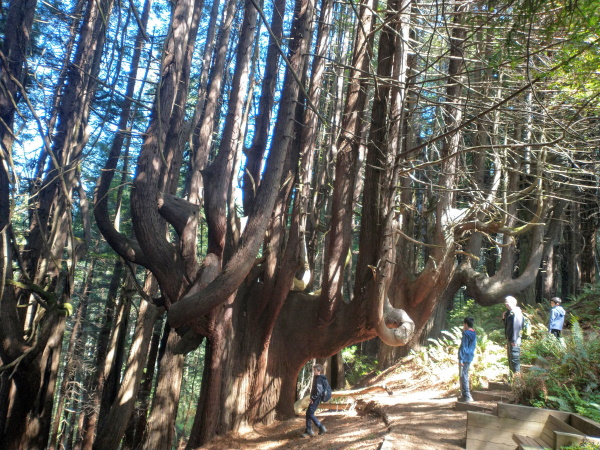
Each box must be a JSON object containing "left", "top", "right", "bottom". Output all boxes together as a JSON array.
[{"left": 197, "top": 363, "right": 469, "bottom": 449}]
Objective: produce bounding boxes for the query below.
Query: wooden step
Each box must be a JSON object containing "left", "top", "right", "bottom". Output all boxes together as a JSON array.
[
  {"left": 455, "top": 401, "right": 495, "bottom": 413},
  {"left": 472, "top": 391, "right": 512, "bottom": 402},
  {"left": 488, "top": 381, "right": 511, "bottom": 391}
]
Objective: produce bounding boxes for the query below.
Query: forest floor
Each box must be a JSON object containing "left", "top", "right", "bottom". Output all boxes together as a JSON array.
[{"left": 196, "top": 357, "right": 483, "bottom": 450}]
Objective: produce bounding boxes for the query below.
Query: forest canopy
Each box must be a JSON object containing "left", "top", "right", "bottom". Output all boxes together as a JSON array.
[{"left": 1, "top": 0, "right": 599, "bottom": 448}]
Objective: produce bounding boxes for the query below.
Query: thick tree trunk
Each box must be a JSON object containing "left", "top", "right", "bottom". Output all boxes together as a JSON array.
[
  {"left": 24, "top": 317, "right": 67, "bottom": 449},
  {"left": 183, "top": 0, "right": 315, "bottom": 446},
  {"left": 0, "top": 0, "right": 38, "bottom": 444}
]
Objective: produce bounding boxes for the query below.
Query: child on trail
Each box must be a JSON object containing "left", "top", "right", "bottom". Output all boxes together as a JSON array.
[
  {"left": 302, "top": 364, "right": 328, "bottom": 438},
  {"left": 548, "top": 297, "right": 566, "bottom": 338},
  {"left": 458, "top": 316, "right": 477, "bottom": 403}
]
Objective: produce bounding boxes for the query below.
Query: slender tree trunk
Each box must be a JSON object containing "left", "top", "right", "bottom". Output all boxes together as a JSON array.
[
  {"left": 92, "top": 298, "right": 162, "bottom": 450},
  {"left": 78, "top": 260, "right": 123, "bottom": 450},
  {"left": 0, "top": 0, "right": 38, "bottom": 442},
  {"left": 50, "top": 258, "right": 96, "bottom": 448},
  {"left": 188, "top": 0, "right": 238, "bottom": 209},
  {"left": 241, "top": 0, "right": 287, "bottom": 213},
  {"left": 121, "top": 318, "right": 162, "bottom": 450},
  {"left": 579, "top": 195, "right": 598, "bottom": 286},
  {"left": 203, "top": 0, "right": 259, "bottom": 259},
  {"left": 142, "top": 327, "right": 185, "bottom": 450},
  {"left": 98, "top": 276, "right": 134, "bottom": 422}
]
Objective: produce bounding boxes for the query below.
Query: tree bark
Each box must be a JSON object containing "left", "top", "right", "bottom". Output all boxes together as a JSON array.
[
  {"left": 122, "top": 318, "right": 163, "bottom": 450},
  {"left": 92, "top": 298, "right": 162, "bottom": 450},
  {"left": 78, "top": 259, "right": 123, "bottom": 450},
  {"left": 50, "top": 258, "right": 96, "bottom": 448},
  {"left": 142, "top": 327, "right": 184, "bottom": 450},
  {"left": 242, "top": 0, "right": 287, "bottom": 214}
]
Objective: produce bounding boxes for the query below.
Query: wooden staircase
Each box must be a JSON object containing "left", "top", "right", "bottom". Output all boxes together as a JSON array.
[
  {"left": 454, "top": 381, "right": 512, "bottom": 414},
  {"left": 465, "top": 402, "right": 600, "bottom": 450}
]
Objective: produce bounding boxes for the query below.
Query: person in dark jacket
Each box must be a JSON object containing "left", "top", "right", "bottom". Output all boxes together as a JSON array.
[
  {"left": 548, "top": 297, "right": 566, "bottom": 338},
  {"left": 301, "top": 364, "right": 328, "bottom": 438},
  {"left": 502, "top": 295, "right": 524, "bottom": 376},
  {"left": 458, "top": 316, "right": 477, "bottom": 402}
]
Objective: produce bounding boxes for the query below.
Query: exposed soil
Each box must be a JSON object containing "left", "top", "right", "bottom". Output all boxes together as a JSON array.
[{"left": 197, "top": 360, "right": 473, "bottom": 449}]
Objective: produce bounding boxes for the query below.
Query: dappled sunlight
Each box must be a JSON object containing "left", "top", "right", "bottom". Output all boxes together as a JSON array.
[
  {"left": 197, "top": 410, "right": 388, "bottom": 449},
  {"left": 196, "top": 357, "right": 470, "bottom": 450}
]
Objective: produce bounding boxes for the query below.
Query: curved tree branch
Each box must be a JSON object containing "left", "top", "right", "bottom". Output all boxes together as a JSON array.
[
  {"left": 376, "top": 299, "right": 415, "bottom": 346},
  {"left": 457, "top": 199, "right": 567, "bottom": 305},
  {"left": 94, "top": 183, "right": 148, "bottom": 266}
]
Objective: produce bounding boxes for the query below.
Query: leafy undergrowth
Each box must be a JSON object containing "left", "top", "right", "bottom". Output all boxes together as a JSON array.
[
  {"left": 410, "top": 325, "right": 506, "bottom": 392},
  {"left": 412, "top": 290, "right": 600, "bottom": 423},
  {"left": 515, "top": 286, "right": 600, "bottom": 422},
  {"left": 561, "top": 440, "right": 600, "bottom": 450}
]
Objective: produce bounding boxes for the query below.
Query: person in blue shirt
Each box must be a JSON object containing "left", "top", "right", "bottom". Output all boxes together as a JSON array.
[
  {"left": 458, "top": 316, "right": 477, "bottom": 402},
  {"left": 548, "top": 297, "right": 566, "bottom": 338}
]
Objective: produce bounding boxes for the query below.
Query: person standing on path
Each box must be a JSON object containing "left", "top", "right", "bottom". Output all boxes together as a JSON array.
[
  {"left": 302, "top": 364, "right": 328, "bottom": 438},
  {"left": 502, "top": 296, "right": 524, "bottom": 376},
  {"left": 458, "top": 316, "right": 477, "bottom": 403},
  {"left": 548, "top": 297, "right": 566, "bottom": 338}
]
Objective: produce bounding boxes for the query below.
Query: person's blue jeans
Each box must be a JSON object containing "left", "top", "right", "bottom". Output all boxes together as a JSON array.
[
  {"left": 459, "top": 362, "right": 471, "bottom": 399},
  {"left": 305, "top": 399, "right": 322, "bottom": 433},
  {"left": 507, "top": 343, "right": 521, "bottom": 374}
]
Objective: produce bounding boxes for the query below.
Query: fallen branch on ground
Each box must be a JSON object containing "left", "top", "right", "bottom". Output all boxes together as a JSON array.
[{"left": 294, "top": 384, "right": 393, "bottom": 414}]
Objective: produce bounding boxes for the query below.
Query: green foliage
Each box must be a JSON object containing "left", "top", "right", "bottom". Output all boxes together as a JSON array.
[
  {"left": 447, "top": 299, "right": 506, "bottom": 344},
  {"left": 430, "top": 289, "right": 600, "bottom": 424},
  {"left": 514, "top": 305, "right": 600, "bottom": 423},
  {"left": 561, "top": 439, "right": 600, "bottom": 450},
  {"left": 410, "top": 324, "right": 506, "bottom": 390},
  {"left": 566, "top": 284, "right": 600, "bottom": 329},
  {"left": 342, "top": 346, "right": 378, "bottom": 386}
]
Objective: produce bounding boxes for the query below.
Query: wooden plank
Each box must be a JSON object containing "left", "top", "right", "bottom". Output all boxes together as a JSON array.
[
  {"left": 538, "top": 425, "right": 554, "bottom": 447},
  {"left": 496, "top": 403, "right": 570, "bottom": 423},
  {"left": 467, "top": 411, "right": 545, "bottom": 435},
  {"left": 513, "top": 433, "right": 549, "bottom": 450},
  {"left": 488, "top": 381, "right": 512, "bottom": 391},
  {"left": 547, "top": 414, "right": 584, "bottom": 435},
  {"left": 455, "top": 401, "right": 494, "bottom": 413},
  {"left": 570, "top": 414, "right": 600, "bottom": 436},
  {"left": 467, "top": 425, "right": 515, "bottom": 445},
  {"left": 472, "top": 391, "right": 511, "bottom": 402},
  {"left": 513, "top": 433, "right": 540, "bottom": 446},
  {"left": 554, "top": 432, "right": 594, "bottom": 449},
  {"left": 379, "top": 435, "right": 397, "bottom": 450},
  {"left": 466, "top": 437, "right": 516, "bottom": 450}
]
